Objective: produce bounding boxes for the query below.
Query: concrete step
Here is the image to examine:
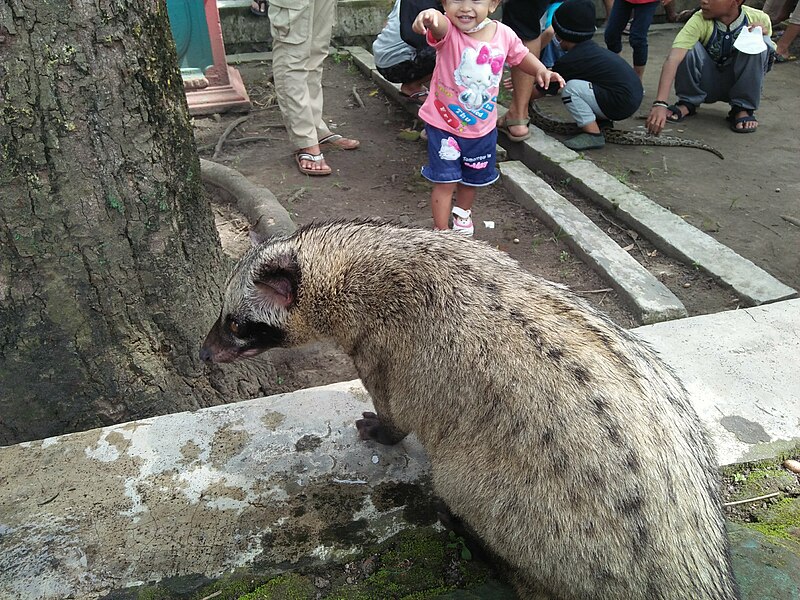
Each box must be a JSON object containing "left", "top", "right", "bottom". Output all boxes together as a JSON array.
[{"left": 500, "top": 160, "right": 687, "bottom": 324}]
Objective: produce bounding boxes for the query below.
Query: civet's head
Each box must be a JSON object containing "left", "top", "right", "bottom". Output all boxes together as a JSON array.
[{"left": 199, "top": 239, "right": 301, "bottom": 364}]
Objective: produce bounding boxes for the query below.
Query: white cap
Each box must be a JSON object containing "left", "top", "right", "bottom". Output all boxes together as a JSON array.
[{"left": 733, "top": 26, "right": 767, "bottom": 55}]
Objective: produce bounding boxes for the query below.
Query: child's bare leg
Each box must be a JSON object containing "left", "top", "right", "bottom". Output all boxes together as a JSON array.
[
  {"left": 431, "top": 183, "right": 456, "bottom": 230},
  {"left": 454, "top": 183, "right": 476, "bottom": 214},
  {"left": 634, "top": 64, "right": 645, "bottom": 80},
  {"left": 504, "top": 37, "right": 543, "bottom": 138}
]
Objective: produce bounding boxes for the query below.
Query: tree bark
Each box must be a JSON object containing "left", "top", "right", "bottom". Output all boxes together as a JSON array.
[{"left": 0, "top": 0, "right": 276, "bottom": 444}]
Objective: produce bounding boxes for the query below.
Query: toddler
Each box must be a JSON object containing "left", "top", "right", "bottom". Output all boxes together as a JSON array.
[{"left": 413, "top": 0, "right": 564, "bottom": 235}]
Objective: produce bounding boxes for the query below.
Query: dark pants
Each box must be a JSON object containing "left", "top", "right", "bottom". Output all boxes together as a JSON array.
[
  {"left": 604, "top": 0, "right": 660, "bottom": 67},
  {"left": 675, "top": 42, "right": 771, "bottom": 111},
  {"left": 376, "top": 47, "right": 436, "bottom": 85}
]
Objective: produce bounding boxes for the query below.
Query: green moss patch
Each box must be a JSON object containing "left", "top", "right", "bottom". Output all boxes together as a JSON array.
[
  {"left": 239, "top": 574, "right": 316, "bottom": 600},
  {"left": 722, "top": 447, "right": 800, "bottom": 548}
]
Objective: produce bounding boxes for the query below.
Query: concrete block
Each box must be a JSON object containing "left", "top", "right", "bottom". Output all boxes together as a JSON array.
[
  {"left": 633, "top": 298, "right": 800, "bottom": 465},
  {"left": 500, "top": 161, "right": 687, "bottom": 324},
  {"left": 218, "top": 0, "right": 393, "bottom": 52},
  {"left": 0, "top": 381, "right": 434, "bottom": 600}
]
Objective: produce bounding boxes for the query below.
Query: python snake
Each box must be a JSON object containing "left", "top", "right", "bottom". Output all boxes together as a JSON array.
[{"left": 528, "top": 102, "right": 724, "bottom": 160}]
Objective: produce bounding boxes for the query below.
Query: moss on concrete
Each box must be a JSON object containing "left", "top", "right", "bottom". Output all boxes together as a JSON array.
[
  {"left": 113, "top": 526, "right": 502, "bottom": 600},
  {"left": 245, "top": 527, "right": 497, "bottom": 600},
  {"left": 722, "top": 447, "right": 800, "bottom": 551},
  {"left": 189, "top": 570, "right": 270, "bottom": 600},
  {"left": 239, "top": 574, "right": 316, "bottom": 600},
  {"left": 747, "top": 497, "right": 800, "bottom": 543}
]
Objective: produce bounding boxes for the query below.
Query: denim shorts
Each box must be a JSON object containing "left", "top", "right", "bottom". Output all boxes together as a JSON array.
[{"left": 420, "top": 125, "right": 499, "bottom": 187}]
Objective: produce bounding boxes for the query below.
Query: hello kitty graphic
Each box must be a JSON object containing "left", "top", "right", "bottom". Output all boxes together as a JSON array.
[
  {"left": 438, "top": 137, "right": 461, "bottom": 161},
  {"left": 454, "top": 45, "right": 503, "bottom": 112}
]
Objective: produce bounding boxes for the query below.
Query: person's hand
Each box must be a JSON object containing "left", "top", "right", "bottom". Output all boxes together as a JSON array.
[
  {"left": 661, "top": 0, "right": 673, "bottom": 6},
  {"left": 646, "top": 105, "right": 668, "bottom": 135},
  {"left": 536, "top": 69, "right": 565, "bottom": 91},
  {"left": 413, "top": 9, "right": 440, "bottom": 35}
]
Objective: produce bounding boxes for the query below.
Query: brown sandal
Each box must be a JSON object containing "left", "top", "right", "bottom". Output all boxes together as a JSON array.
[
  {"left": 497, "top": 116, "right": 531, "bottom": 142},
  {"left": 295, "top": 151, "right": 332, "bottom": 176},
  {"left": 319, "top": 133, "right": 360, "bottom": 150},
  {"left": 250, "top": 0, "right": 268, "bottom": 17}
]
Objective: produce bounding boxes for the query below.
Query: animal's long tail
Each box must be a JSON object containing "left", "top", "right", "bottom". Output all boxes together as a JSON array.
[{"left": 528, "top": 102, "right": 724, "bottom": 160}]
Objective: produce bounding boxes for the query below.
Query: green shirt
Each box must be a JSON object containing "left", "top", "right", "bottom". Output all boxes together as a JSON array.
[{"left": 672, "top": 6, "right": 773, "bottom": 50}]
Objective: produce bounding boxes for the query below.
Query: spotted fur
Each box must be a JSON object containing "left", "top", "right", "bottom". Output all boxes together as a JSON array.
[{"left": 200, "top": 220, "right": 739, "bottom": 600}]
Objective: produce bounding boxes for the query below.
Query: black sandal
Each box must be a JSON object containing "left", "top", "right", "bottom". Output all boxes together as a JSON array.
[
  {"left": 727, "top": 106, "right": 758, "bottom": 133},
  {"left": 250, "top": 0, "right": 268, "bottom": 17},
  {"left": 665, "top": 100, "right": 696, "bottom": 123}
]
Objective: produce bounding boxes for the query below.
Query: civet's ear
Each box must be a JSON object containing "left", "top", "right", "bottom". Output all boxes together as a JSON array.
[{"left": 254, "top": 253, "right": 300, "bottom": 309}]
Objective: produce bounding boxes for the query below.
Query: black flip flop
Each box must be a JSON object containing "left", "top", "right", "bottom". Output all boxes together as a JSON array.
[
  {"left": 665, "top": 100, "right": 696, "bottom": 123},
  {"left": 727, "top": 107, "right": 758, "bottom": 133}
]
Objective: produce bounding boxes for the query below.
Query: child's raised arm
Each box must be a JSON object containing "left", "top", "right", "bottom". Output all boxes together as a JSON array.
[
  {"left": 413, "top": 8, "right": 449, "bottom": 40},
  {"left": 515, "top": 53, "right": 566, "bottom": 91}
]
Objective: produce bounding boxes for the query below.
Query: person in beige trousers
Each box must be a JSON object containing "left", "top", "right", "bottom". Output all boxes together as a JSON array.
[{"left": 269, "top": 0, "right": 360, "bottom": 176}]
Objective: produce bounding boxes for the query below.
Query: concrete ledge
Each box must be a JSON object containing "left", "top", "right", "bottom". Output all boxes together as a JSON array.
[
  {"left": 0, "top": 382, "right": 434, "bottom": 599},
  {"left": 200, "top": 158, "right": 296, "bottom": 240},
  {"left": 502, "top": 127, "right": 798, "bottom": 307},
  {"left": 227, "top": 51, "right": 272, "bottom": 65},
  {"left": 218, "top": 0, "right": 393, "bottom": 52},
  {"left": 500, "top": 161, "right": 687, "bottom": 324},
  {"left": 633, "top": 298, "right": 800, "bottom": 465}
]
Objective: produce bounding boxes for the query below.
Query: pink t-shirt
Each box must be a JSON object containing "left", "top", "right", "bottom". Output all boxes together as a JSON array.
[{"left": 418, "top": 20, "right": 529, "bottom": 138}]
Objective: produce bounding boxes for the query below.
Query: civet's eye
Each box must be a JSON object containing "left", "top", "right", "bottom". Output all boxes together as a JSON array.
[{"left": 229, "top": 320, "right": 239, "bottom": 334}]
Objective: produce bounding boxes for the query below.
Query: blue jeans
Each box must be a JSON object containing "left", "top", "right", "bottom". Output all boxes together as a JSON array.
[{"left": 604, "top": 0, "right": 660, "bottom": 67}]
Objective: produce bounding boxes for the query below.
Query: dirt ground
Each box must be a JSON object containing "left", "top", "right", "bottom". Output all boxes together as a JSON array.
[{"left": 193, "top": 32, "right": 796, "bottom": 392}]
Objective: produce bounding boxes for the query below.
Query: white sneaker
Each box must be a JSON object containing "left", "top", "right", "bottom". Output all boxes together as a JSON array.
[{"left": 451, "top": 206, "right": 474, "bottom": 236}]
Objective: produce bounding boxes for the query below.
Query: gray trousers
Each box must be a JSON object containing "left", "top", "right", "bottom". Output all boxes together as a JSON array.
[
  {"left": 675, "top": 41, "right": 771, "bottom": 111},
  {"left": 269, "top": 0, "right": 336, "bottom": 150},
  {"left": 561, "top": 80, "right": 609, "bottom": 128}
]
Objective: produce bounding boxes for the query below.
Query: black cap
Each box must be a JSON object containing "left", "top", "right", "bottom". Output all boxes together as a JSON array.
[{"left": 552, "top": 0, "right": 597, "bottom": 43}]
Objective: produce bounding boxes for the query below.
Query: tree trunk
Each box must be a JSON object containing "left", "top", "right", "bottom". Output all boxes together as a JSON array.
[{"left": 0, "top": 0, "right": 275, "bottom": 444}]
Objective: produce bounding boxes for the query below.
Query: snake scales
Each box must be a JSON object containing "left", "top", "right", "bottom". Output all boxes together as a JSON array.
[{"left": 528, "top": 102, "right": 724, "bottom": 160}]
